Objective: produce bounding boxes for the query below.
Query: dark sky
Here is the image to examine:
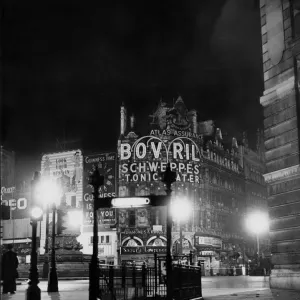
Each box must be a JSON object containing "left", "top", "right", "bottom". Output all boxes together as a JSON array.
[{"left": 1, "top": 0, "right": 263, "bottom": 183}]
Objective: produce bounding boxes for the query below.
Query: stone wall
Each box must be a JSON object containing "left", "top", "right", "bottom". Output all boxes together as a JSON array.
[{"left": 260, "top": 0, "right": 300, "bottom": 292}]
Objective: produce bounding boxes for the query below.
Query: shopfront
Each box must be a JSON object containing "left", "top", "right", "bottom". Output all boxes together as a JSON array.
[
  {"left": 194, "top": 233, "right": 222, "bottom": 276},
  {"left": 120, "top": 229, "right": 167, "bottom": 266}
]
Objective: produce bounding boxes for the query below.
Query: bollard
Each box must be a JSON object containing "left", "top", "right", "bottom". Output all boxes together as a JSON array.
[
  {"left": 142, "top": 263, "right": 146, "bottom": 298},
  {"left": 121, "top": 264, "right": 126, "bottom": 288},
  {"left": 154, "top": 253, "right": 158, "bottom": 297}
]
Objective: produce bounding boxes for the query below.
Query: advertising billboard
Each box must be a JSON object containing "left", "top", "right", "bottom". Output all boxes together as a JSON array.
[
  {"left": 119, "top": 135, "right": 203, "bottom": 184},
  {"left": 41, "top": 150, "right": 83, "bottom": 209},
  {"left": 1, "top": 189, "right": 30, "bottom": 219},
  {"left": 83, "top": 153, "right": 117, "bottom": 226}
]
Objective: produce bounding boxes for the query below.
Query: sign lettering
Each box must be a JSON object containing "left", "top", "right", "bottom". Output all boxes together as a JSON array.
[{"left": 120, "top": 136, "right": 202, "bottom": 184}]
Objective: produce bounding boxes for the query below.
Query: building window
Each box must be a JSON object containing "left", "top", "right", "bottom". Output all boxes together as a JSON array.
[{"left": 90, "top": 235, "right": 111, "bottom": 245}]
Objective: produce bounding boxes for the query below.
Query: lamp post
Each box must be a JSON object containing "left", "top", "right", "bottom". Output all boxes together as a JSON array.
[
  {"left": 179, "top": 221, "right": 183, "bottom": 256},
  {"left": 26, "top": 171, "right": 43, "bottom": 300},
  {"left": 42, "top": 205, "right": 50, "bottom": 279},
  {"left": 162, "top": 163, "right": 176, "bottom": 300},
  {"left": 89, "top": 165, "right": 104, "bottom": 300},
  {"left": 33, "top": 177, "right": 61, "bottom": 293},
  {"left": 171, "top": 197, "right": 192, "bottom": 259},
  {"left": 47, "top": 203, "right": 59, "bottom": 292},
  {"left": 245, "top": 211, "right": 269, "bottom": 258}
]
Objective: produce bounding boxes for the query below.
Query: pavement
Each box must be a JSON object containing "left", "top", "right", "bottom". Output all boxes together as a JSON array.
[{"left": 0, "top": 277, "right": 299, "bottom": 300}]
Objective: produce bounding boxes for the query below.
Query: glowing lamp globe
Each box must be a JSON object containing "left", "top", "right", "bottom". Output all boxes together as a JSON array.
[
  {"left": 31, "top": 207, "right": 44, "bottom": 220},
  {"left": 171, "top": 198, "right": 192, "bottom": 221},
  {"left": 246, "top": 211, "right": 269, "bottom": 235},
  {"left": 38, "top": 179, "right": 62, "bottom": 207}
]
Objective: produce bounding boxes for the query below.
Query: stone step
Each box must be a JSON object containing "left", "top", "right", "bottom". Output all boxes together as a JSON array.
[{"left": 18, "top": 262, "right": 90, "bottom": 279}]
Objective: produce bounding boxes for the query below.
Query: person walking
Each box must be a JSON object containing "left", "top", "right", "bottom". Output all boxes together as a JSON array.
[{"left": 2, "top": 244, "right": 19, "bottom": 294}]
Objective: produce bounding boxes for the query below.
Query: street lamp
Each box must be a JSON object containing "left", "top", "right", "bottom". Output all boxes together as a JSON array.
[
  {"left": 26, "top": 171, "right": 44, "bottom": 300},
  {"left": 37, "top": 178, "right": 62, "bottom": 293},
  {"left": 42, "top": 204, "right": 50, "bottom": 279},
  {"left": 88, "top": 165, "right": 104, "bottom": 300},
  {"left": 171, "top": 197, "right": 192, "bottom": 256},
  {"left": 162, "top": 163, "right": 176, "bottom": 300},
  {"left": 245, "top": 211, "right": 269, "bottom": 257}
]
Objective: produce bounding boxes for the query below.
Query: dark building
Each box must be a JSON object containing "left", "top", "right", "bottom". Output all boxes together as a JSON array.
[
  {"left": 260, "top": 0, "right": 300, "bottom": 292},
  {"left": 116, "top": 98, "right": 268, "bottom": 274}
]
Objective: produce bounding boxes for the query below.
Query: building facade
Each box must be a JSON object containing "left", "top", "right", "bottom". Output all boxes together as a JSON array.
[
  {"left": 260, "top": 0, "right": 300, "bottom": 292},
  {"left": 0, "top": 147, "right": 36, "bottom": 263},
  {"left": 117, "top": 98, "right": 268, "bottom": 273}
]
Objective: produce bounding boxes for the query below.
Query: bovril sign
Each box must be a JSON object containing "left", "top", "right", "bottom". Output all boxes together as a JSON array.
[{"left": 120, "top": 136, "right": 203, "bottom": 184}]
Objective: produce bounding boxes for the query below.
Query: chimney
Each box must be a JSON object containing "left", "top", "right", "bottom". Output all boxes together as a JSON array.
[
  {"left": 189, "top": 110, "right": 197, "bottom": 134},
  {"left": 130, "top": 114, "right": 135, "bottom": 130},
  {"left": 120, "top": 103, "right": 127, "bottom": 135}
]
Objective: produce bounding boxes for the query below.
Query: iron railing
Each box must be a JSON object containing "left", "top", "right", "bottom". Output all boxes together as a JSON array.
[{"left": 98, "top": 262, "right": 202, "bottom": 300}]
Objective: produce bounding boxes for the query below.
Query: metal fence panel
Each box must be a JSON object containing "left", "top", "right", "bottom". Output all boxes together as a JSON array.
[{"left": 98, "top": 262, "right": 202, "bottom": 300}]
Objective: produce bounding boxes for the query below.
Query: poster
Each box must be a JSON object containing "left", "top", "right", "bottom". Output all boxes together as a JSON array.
[
  {"left": 135, "top": 208, "right": 150, "bottom": 228},
  {"left": 41, "top": 150, "right": 83, "bottom": 209},
  {"left": 118, "top": 209, "right": 129, "bottom": 228},
  {"left": 83, "top": 152, "right": 116, "bottom": 225}
]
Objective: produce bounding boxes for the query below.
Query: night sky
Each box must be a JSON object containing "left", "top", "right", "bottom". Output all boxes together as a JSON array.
[{"left": 1, "top": 0, "right": 263, "bottom": 184}]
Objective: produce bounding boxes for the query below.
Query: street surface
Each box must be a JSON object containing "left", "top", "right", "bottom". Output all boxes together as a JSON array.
[{"left": 1, "top": 276, "right": 296, "bottom": 300}]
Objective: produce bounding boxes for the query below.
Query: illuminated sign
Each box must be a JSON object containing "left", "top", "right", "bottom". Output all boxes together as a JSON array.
[
  {"left": 194, "top": 235, "right": 222, "bottom": 249},
  {"left": 41, "top": 150, "right": 83, "bottom": 209},
  {"left": 199, "top": 251, "right": 214, "bottom": 256},
  {"left": 120, "top": 246, "right": 166, "bottom": 255},
  {"left": 1, "top": 189, "right": 30, "bottom": 219},
  {"left": 83, "top": 153, "right": 116, "bottom": 225},
  {"left": 150, "top": 129, "right": 202, "bottom": 140},
  {"left": 111, "top": 197, "right": 150, "bottom": 207},
  {"left": 120, "top": 136, "right": 203, "bottom": 184}
]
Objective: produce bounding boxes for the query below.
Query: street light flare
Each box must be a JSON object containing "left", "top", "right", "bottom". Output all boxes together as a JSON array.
[
  {"left": 68, "top": 211, "right": 83, "bottom": 227},
  {"left": 171, "top": 197, "right": 192, "bottom": 221},
  {"left": 31, "top": 207, "right": 44, "bottom": 220},
  {"left": 245, "top": 211, "right": 269, "bottom": 235}
]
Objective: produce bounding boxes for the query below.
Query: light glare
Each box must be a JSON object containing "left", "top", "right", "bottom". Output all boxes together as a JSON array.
[
  {"left": 31, "top": 207, "right": 43, "bottom": 219},
  {"left": 68, "top": 211, "right": 82, "bottom": 226},
  {"left": 171, "top": 198, "right": 192, "bottom": 221},
  {"left": 37, "top": 179, "right": 62, "bottom": 206},
  {"left": 246, "top": 211, "right": 269, "bottom": 234}
]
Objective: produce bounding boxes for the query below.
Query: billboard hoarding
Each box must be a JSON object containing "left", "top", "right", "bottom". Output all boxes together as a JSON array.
[
  {"left": 41, "top": 150, "right": 83, "bottom": 209},
  {"left": 1, "top": 189, "right": 30, "bottom": 220},
  {"left": 83, "top": 153, "right": 117, "bottom": 226}
]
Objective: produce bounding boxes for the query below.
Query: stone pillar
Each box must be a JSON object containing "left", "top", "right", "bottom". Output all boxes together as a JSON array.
[{"left": 260, "top": 0, "right": 300, "bottom": 293}]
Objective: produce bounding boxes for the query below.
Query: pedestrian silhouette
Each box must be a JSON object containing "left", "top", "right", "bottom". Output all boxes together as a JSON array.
[{"left": 2, "top": 244, "right": 19, "bottom": 294}]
